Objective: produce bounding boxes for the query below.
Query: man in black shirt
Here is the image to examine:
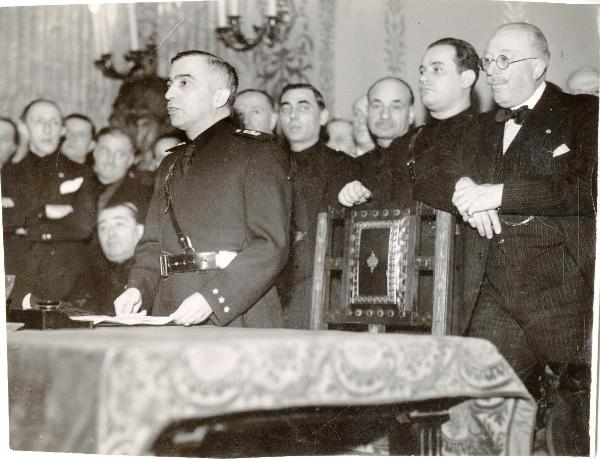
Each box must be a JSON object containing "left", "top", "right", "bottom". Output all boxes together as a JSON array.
[
  {"left": 5, "top": 99, "right": 97, "bottom": 303},
  {"left": 278, "top": 83, "right": 357, "bottom": 329},
  {"left": 69, "top": 201, "right": 145, "bottom": 315},
  {"left": 411, "top": 38, "right": 480, "bottom": 214},
  {"left": 338, "top": 77, "right": 416, "bottom": 208}
]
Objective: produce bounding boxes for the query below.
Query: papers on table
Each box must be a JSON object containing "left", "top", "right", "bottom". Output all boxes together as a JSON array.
[{"left": 70, "top": 314, "right": 173, "bottom": 326}]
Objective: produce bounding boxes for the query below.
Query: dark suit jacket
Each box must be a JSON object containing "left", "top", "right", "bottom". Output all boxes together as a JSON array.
[
  {"left": 128, "top": 118, "right": 292, "bottom": 327},
  {"left": 457, "top": 83, "right": 597, "bottom": 334}
]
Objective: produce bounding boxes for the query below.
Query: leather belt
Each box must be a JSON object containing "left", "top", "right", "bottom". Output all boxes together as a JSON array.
[{"left": 160, "top": 250, "right": 238, "bottom": 278}]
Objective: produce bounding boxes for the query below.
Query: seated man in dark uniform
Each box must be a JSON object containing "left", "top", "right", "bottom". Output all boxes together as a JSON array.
[
  {"left": 68, "top": 200, "right": 145, "bottom": 315},
  {"left": 115, "top": 50, "right": 291, "bottom": 328}
]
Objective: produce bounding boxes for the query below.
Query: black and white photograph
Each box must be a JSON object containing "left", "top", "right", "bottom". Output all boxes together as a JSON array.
[{"left": 1, "top": 0, "right": 598, "bottom": 456}]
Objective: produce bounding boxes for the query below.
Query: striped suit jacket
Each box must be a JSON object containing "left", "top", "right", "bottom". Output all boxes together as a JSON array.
[{"left": 458, "top": 83, "right": 597, "bottom": 334}]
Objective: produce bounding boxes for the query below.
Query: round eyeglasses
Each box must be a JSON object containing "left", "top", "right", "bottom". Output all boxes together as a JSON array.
[{"left": 479, "top": 55, "right": 538, "bottom": 71}]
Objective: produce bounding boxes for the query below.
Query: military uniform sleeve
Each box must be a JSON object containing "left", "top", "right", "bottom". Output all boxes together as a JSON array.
[
  {"left": 500, "top": 97, "right": 598, "bottom": 216},
  {"left": 126, "top": 163, "right": 168, "bottom": 310},
  {"left": 198, "top": 145, "right": 292, "bottom": 325}
]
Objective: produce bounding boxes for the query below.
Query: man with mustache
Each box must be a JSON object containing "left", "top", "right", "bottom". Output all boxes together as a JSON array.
[
  {"left": 450, "top": 23, "right": 596, "bottom": 455},
  {"left": 115, "top": 50, "right": 291, "bottom": 328}
]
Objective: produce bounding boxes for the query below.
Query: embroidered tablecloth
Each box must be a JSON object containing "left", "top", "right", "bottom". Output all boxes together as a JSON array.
[{"left": 7, "top": 326, "right": 535, "bottom": 455}]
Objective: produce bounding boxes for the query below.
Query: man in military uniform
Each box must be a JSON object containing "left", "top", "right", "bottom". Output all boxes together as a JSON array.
[{"left": 115, "top": 50, "right": 291, "bottom": 328}]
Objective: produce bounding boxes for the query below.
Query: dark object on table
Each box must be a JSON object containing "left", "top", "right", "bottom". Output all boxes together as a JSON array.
[{"left": 7, "top": 303, "right": 94, "bottom": 330}]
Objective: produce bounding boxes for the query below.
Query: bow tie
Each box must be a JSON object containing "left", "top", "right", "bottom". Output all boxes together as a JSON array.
[{"left": 495, "top": 106, "right": 531, "bottom": 124}]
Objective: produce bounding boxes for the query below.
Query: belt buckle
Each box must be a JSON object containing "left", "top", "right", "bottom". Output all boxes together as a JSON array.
[
  {"left": 160, "top": 252, "right": 171, "bottom": 278},
  {"left": 196, "top": 252, "right": 217, "bottom": 272}
]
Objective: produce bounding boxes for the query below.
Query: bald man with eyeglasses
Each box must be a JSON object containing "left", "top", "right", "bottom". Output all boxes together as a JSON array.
[{"left": 444, "top": 23, "right": 596, "bottom": 455}]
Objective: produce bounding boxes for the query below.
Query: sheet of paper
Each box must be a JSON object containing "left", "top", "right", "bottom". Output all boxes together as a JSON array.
[{"left": 70, "top": 314, "right": 173, "bottom": 326}]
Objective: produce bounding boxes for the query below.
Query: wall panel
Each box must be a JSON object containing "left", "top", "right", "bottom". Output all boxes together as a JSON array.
[{"left": 0, "top": 1, "right": 597, "bottom": 129}]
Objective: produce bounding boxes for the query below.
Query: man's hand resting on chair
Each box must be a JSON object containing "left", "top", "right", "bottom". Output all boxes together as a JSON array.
[{"left": 338, "top": 181, "right": 372, "bottom": 207}]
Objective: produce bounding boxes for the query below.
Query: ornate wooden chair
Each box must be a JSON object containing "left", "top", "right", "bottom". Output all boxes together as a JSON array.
[
  {"left": 310, "top": 203, "right": 455, "bottom": 335},
  {"left": 309, "top": 203, "right": 456, "bottom": 455}
]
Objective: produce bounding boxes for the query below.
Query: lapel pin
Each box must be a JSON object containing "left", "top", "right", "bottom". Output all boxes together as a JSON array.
[{"left": 545, "top": 129, "right": 551, "bottom": 134}]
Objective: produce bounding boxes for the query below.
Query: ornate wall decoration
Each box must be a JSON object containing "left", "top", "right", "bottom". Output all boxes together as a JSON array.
[
  {"left": 503, "top": 2, "right": 529, "bottom": 23},
  {"left": 384, "top": 0, "right": 405, "bottom": 77},
  {"left": 253, "top": 0, "right": 314, "bottom": 98}
]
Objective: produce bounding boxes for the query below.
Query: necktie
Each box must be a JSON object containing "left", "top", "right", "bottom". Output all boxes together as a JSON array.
[{"left": 495, "top": 106, "right": 531, "bottom": 125}]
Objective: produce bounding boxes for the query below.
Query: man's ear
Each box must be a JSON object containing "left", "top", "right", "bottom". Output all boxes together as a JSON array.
[
  {"left": 460, "top": 69, "right": 477, "bottom": 89},
  {"left": 408, "top": 106, "right": 415, "bottom": 125},
  {"left": 126, "top": 153, "right": 135, "bottom": 168},
  {"left": 533, "top": 58, "right": 547, "bottom": 80},
  {"left": 213, "top": 88, "right": 231, "bottom": 108},
  {"left": 88, "top": 140, "right": 96, "bottom": 153},
  {"left": 136, "top": 223, "right": 145, "bottom": 238},
  {"left": 269, "top": 113, "right": 278, "bottom": 132},
  {"left": 319, "top": 108, "right": 329, "bottom": 126},
  {"left": 60, "top": 126, "right": 66, "bottom": 137}
]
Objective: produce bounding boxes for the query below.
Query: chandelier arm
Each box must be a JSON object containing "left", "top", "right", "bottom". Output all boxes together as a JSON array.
[{"left": 217, "top": 15, "right": 283, "bottom": 52}]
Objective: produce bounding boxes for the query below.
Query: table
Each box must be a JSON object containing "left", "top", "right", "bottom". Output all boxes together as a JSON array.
[{"left": 7, "top": 326, "right": 536, "bottom": 455}]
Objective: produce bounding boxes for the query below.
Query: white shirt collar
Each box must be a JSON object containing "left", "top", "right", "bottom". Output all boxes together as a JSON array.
[{"left": 512, "top": 81, "right": 547, "bottom": 110}]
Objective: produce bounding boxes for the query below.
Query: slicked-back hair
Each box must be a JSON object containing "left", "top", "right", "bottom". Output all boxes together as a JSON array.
[
  {"left": 152, "top": 130, "right": 187, "bottom": 150},
  {"left": 497, "top": 22, "right": 550, "bottom": 62},
  {"left": 65, "top": 113, "right": 96, "bottom": 139},
  {"left": 428, "top": 37, "right": 480, "bottom": 84},
  {"left": 0, "top": 117, "right": 19, "bottom": 145},
  {"left": 65, "top": 113, "right": 96, "bottom": 138},
  {"left": 236, "top": 89, "right": 275, "bottom": 109},
  {"left": 171, "top": 50, "right": 239, "bottom": 108},
  {"left": 100, "top": 201, "right": 144, "bottom": 225},
  {"left": 20, "top": 98, "right": 63, "bottom": 122},
  {"left": 95, "top": 126, "right": 137, "bottom": 155},
  {"left": 279, "top": 83, "right": 326, "bottom": 110},
  {"left": 367, "top": 77, "right": 415, "bottom": 105}
]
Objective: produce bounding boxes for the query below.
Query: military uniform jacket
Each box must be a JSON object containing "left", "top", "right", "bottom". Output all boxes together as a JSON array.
[
  {"left": 128, "top": 118, "right": 292, "bottom": 327},
  {"left": 4, "top": 152, "right": 97, "bottom": 302},
  {"left": 454, "top": 84, "right": 597, "bottom": 334}
]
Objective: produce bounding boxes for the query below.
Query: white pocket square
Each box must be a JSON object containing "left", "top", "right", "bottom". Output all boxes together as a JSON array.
[
  {"left": 59, "top": 177, "right": 83, "bottom": 194},
  {"left": 552, "top": 144, "right": 570, "bottom": 158}
]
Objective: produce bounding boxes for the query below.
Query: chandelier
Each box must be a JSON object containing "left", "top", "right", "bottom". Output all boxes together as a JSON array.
[
  {"left": 216, "top": 0, "right": 292, "bottom": 51},
  {"left": 94, "top": 43, "right": 159, "bottom": 80}
]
